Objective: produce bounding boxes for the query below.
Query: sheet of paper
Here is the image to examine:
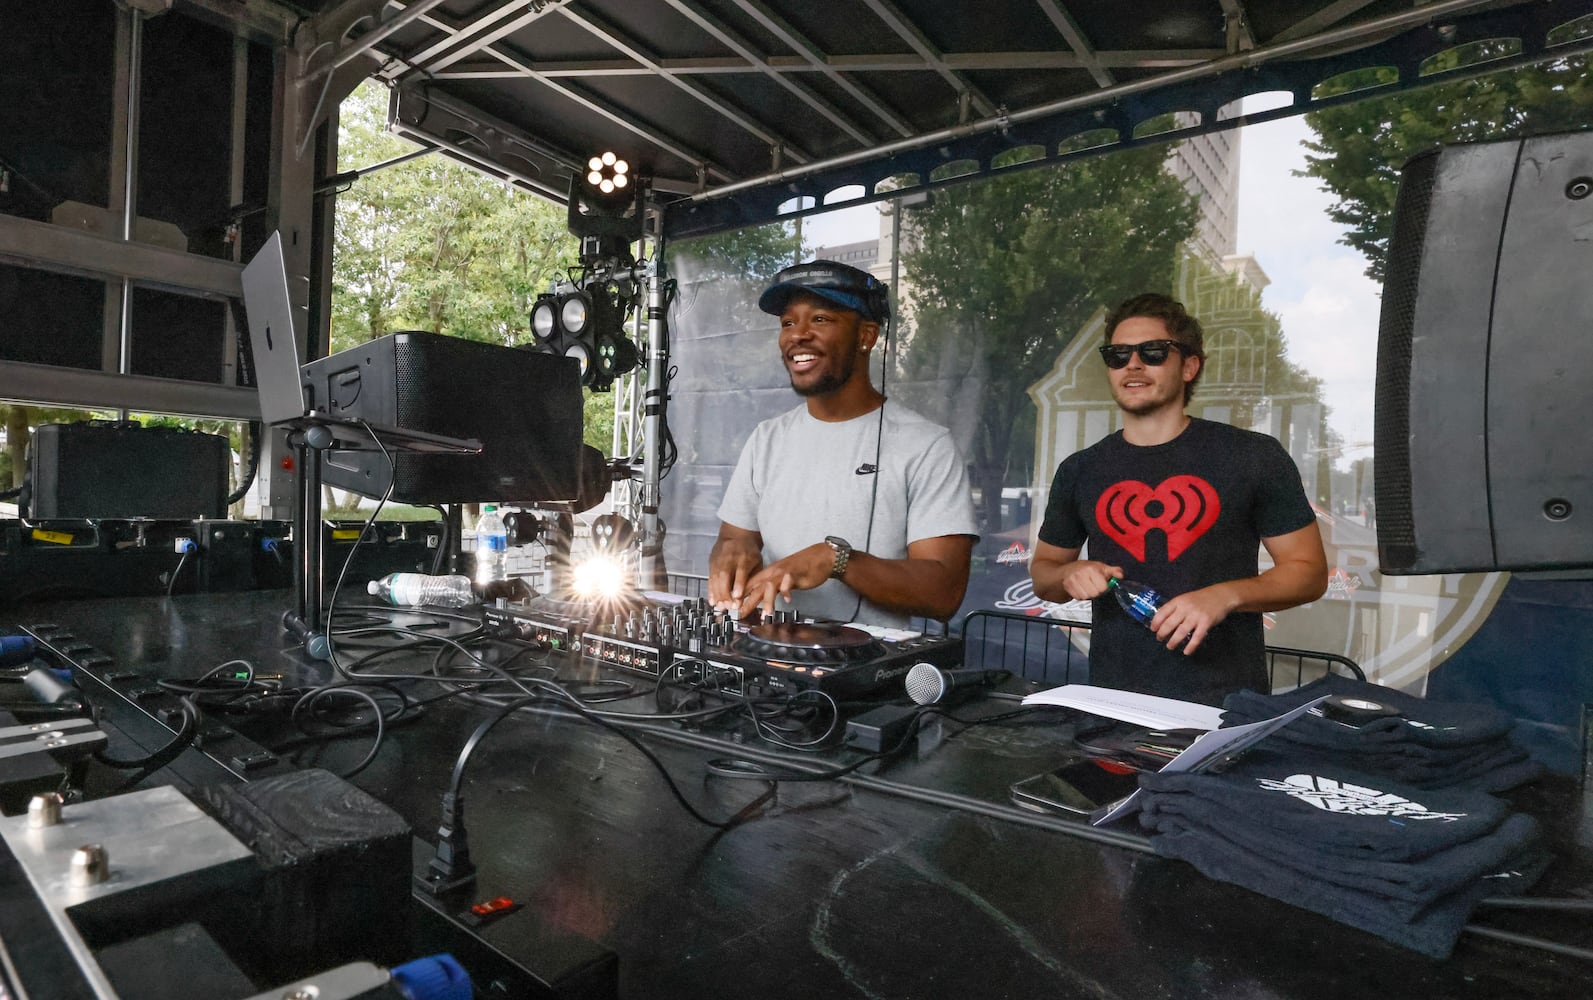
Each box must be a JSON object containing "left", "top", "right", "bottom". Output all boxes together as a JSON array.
[
  {"left": 1021, "top": 684, "right": 1226, "bottom": 732},
  {"left": 1091, "top": 695, "right": 1331, "bottom": 826}
]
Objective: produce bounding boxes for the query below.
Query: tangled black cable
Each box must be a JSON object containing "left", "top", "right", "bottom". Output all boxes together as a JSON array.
[
  {"left": 703, "top": 703, "right": 1046, "bottom": 784},
  {"left": 650, "top": 663, "right": 844, "bottom": 751},
  {"left": 98, "top": 658, "right": 293, "bottom": 789},
  {"left": 154, "top": 658, "right": 285, "bottom": 711},
  {"left": 288, "top": 685, "right": 394, "bottom": 779},
  {"left": 449, "top": 674, "right": 774, "bottom": 831},
  {"left": 93, "top": 694, "right": 202, "bottom": 792}
]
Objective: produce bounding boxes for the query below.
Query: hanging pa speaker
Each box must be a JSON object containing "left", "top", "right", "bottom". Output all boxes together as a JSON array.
[{"left": 1373, "top": 130, "right": 1593, "bottom": 574}]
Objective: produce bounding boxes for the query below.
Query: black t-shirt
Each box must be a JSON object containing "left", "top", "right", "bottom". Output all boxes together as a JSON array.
[{"left": 1038, "top": 418, "right": 1315, "bottom": 705}]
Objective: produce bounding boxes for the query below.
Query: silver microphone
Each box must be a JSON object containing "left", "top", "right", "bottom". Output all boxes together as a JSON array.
[{"left": 904, "top": 662, "right": 1004, "bottom": 706}]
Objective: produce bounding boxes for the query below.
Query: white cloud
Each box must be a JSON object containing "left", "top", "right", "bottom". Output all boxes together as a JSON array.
[
  {"left": 1237, "top": 116, "right": 1355, "bottom": 264},
  {"left": 1235, "top": 114, "right": 1384, "bottom": 456}
]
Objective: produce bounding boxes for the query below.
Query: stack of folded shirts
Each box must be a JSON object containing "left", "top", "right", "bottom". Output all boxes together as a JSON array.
[
  {"left": 1138, "top": 750, "right": 1549, "bottom": 957},
  {"left": 1220, "top": 674, "right": 1544, "bottom": 792}
]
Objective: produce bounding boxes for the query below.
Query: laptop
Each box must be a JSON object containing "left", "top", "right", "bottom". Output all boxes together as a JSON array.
[{"left": 239, "top": 232, "right": 479, "bottom": 456}]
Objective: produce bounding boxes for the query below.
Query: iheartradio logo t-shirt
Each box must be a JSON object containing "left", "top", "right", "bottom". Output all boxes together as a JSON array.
[{"left": 1038, "top": 418, "right": 1315, "bottom": 704}]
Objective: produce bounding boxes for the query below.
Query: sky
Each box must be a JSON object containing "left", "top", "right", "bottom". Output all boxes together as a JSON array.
[
  {"left": 800, "top": 113, "right": 1384, "bottom": 468},
  {"left": 1234, "top": 114, "right": 1382, "bottom": 463}
]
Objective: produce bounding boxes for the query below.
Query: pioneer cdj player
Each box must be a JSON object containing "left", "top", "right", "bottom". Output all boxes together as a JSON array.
[{"left": 484, "top": 595, "right": 962, "bottom": 700}]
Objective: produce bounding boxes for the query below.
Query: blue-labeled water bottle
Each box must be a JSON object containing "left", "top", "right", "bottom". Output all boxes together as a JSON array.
[
  {"left": 473, "top": 504, "right": 509, "bottom": 588},
  {"left": 1107, "top": 577, "right": 1164, "bottom": 627}
]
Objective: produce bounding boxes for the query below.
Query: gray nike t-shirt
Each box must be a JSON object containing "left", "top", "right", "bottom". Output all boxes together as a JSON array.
[{"left": 718, "top": 401, "right": 978, "bottom": 628}]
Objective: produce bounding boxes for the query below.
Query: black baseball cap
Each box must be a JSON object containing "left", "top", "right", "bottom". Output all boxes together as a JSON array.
[{"left": 757, "top": 259, "right": 889, "bottom": 324}]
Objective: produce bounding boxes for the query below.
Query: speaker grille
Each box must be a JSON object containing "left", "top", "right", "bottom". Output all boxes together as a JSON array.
[
  {"left": 391, "top": 334, "right": 432, "bottom": 499},
  {"left": 1372, "top": 149, "right": 1439, "bottom": 571}
]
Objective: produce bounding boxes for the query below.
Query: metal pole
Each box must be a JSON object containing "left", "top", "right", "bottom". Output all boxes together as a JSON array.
[
  {"left": 324, "top": 0, "right": 453, "bottom": 76},
  {"left": 638, "top": 258, "right": 667, "bottom": 586},
  {"left": 116, "top": 10, "right": 144, "bottom": 421},
  {"left": 294, "top": 440, "right": 324, "bottom": 630}
]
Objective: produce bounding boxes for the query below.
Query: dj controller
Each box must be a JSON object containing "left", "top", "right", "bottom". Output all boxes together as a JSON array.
[{"left": 484, "top": 594, "right": 962, "bottom": 701}]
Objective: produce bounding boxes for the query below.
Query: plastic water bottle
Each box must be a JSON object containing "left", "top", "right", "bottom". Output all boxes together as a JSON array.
[
  {"left": 368, "top": 573, "right": 475, "bottom": 608},
  {"left": 473, "top": 504, "right": 510, "bottom": 589},
  {"left": 1107, "top": 577, "right": 1164, "bottom": 627}
]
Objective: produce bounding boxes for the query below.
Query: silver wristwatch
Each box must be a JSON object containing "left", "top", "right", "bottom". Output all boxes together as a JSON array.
[{"left": 824, "top": 535, "right": 852, "bottom": 579}]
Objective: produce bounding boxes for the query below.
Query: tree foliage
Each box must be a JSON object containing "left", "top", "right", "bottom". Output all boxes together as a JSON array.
[
  {"left": 0, "top": 403, "right": 99, "bottom": 491},
  {"left": 899, "top": 148, "right": 1199, "bottom": 524},
  {"left": 1301, "top": 52, "right": 1592, "bottom": 282},
  {"left": 332, "top": 80, "right": 619, "bottom": 447},
  {"left": 665, "top": 221, "right": 803, "bottom": 281},
  {"left": 332, "top": 80, "right": 576, "bottom": 351}
]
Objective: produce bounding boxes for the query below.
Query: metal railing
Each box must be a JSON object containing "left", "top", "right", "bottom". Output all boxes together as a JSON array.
[{"left": 959, "top": 608, "right": 1364, "bottom": 692}]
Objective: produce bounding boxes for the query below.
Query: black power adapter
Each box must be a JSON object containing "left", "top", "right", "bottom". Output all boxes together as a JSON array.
[{"left": 844, "top": 704, "right": 920, "bottom": 753}]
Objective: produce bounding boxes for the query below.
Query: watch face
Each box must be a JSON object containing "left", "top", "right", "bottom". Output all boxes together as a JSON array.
[{"left": 824, "top": 536, "right": 850, "bottom": 578}]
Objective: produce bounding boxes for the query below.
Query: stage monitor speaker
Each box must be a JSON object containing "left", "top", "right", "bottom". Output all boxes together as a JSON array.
[
  {"left": 1374, "top": 129, "right": 1593, "bottom": 574},
  {"left": 25, "top": 422, "right": 229, "bottom": 519},
  {"left": 303, "top": 331, "right": 586, "bottom": 504}
]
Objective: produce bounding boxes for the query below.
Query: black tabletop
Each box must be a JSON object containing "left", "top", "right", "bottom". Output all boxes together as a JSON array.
[{"left": 11, "top": 591, "right": 1592, "bottom": 999}]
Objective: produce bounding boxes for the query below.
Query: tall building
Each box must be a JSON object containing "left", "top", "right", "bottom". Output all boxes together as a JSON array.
[{"left": 1167, "top": 129, "right": 1242, "bottom": 260}]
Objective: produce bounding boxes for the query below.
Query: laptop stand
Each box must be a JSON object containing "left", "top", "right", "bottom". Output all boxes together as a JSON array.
[{"left": 280, "top": 415, "right": 481, "bottom": 659}]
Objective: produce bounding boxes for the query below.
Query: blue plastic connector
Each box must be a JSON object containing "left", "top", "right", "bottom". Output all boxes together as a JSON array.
[{"left": 390, "top": 954, "right": 472, "bottom": 1000}]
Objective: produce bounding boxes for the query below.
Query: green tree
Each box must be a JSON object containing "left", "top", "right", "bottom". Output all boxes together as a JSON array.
[
  {"left": 1, "top": 404, "right": 101, "bottom": 491},
  {"left": 333, "top": 80, "right": 576, "bottom": 351},
  {"left": 334, "top": 80, "right": 625, "bottom": 456},
  {"left": 900, "top": 148, "right": 1200, "bottom": 531},
  {"left": 665, "top": 221, "right": 803, "bottom": 281},
  {"left": 1302, "top": 52, "right": 1592, "bottom": 282}
]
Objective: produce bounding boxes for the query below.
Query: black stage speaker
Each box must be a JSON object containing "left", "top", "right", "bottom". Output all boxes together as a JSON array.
[
  {"left": 1374, "top": 130, "right": 1593, "bottom": 575},
  {"left": 302, "top": 331, "right": 586, "bottom": 504},
  {"left": 25, "top": 422, "right": 229, "bottom": 519}
]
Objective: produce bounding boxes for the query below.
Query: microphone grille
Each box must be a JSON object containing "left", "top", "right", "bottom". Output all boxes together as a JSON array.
[{"left": 904, "top": 662, "right": 946, "bottom": 706}]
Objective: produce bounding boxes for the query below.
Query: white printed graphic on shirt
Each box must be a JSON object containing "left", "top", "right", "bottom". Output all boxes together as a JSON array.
[
  {"left": 1403, "top": 719, "right": 1458, "bottom": 732},
  {"left": 1256, "top": 774, "right": 1467, "bottom": 822}
]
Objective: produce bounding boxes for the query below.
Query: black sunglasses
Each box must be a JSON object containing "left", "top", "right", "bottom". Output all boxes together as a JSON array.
[{"left": 1099, "top": 339, "right": 1187, "bottom": 369}]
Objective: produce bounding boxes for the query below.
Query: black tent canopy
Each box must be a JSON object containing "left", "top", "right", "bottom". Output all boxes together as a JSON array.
[{"left": 306, "top": 0, "right": 1593, "bottom": 238}]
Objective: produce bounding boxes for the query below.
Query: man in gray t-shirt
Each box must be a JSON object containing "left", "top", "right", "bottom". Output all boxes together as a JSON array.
[{"left": 710, "top": 260, "right": 978, "bottom": 628}]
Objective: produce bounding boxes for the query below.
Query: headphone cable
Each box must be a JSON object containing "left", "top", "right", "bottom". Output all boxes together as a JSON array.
[{"left": 851, "top": 304, "right": 889, "bottom": 623}]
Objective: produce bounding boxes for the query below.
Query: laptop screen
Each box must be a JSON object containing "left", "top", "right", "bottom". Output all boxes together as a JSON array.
[{"left": 240, "top": 231, "right": 309, "bottom": 426}]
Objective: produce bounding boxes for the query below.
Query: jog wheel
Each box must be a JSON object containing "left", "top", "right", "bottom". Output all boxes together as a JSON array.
[{"left": 734, "top": 621, "right": 885, "bottom": 664}]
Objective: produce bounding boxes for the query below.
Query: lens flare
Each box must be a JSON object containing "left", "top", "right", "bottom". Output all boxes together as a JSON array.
[{"left": 572, "top": 554, "right": 626, "bottom": 598}]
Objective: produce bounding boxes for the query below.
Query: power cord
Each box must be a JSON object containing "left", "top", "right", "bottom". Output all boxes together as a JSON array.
[
  {"left": 93, "top": 694, "right": 202, "bottom": 792},
  {"left": 165, "top": 540, "right": 197, "bottom": 597},
  {"left": 418, "top": 677, "right": 780, "bottom": 895},
  {"left": 320, "top": 419, "right": 397, "bottom": 673}
]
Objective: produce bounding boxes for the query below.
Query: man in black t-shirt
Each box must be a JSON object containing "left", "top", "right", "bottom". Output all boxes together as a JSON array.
[{"left": 1030, "top": 293, "right": 1328, "bottom": 705}]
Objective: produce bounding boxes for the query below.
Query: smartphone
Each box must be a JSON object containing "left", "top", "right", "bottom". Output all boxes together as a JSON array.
[
  {"left": 1074, "top": 726, "right": 1201, "bottom": 769},
  {"left": 1009, "top": 759, "right": 1143, "bottom": 816}
]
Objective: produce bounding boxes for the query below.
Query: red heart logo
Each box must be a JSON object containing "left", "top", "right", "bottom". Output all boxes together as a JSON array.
[{"left": 1095, "top": 476, "right": 1220, "bottom": 562}]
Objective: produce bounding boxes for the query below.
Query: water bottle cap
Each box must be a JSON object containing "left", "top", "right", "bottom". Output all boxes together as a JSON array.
[
  {"left": 367, "top": 580, "right": 380, "bottom": 595},
  {"left": 483, "top": 504, "right": 498, "bottom": 512},
  {"left": 1107, "top": 577, "right": 1120, "bottom": 589}
]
